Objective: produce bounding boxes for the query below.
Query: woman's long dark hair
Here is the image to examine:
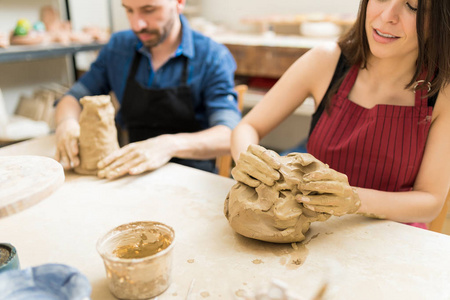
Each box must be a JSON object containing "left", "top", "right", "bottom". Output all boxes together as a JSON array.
[{"left": 327, "top": 0, "right": 450, "bottom": 104}]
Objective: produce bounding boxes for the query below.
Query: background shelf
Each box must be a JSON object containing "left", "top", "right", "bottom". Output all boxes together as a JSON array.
[{"left": 0, "top": 42, "right": 106, "bottom": 63}]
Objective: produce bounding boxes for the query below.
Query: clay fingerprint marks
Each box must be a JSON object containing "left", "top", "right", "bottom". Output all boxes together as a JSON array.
[
  {"left": 226, "top": 183, "right": 308, "bottom": 243},
  {"left": 75, "top": 95, "right": 119, "bottom": 175},
  {"left": 225, "top": 151, "right": 331, "bottom": 243}
]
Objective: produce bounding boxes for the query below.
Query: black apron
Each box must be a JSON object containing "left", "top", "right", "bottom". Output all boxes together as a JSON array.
[{"left": 120, "top": 51, "right": 215, "bottom": 173}]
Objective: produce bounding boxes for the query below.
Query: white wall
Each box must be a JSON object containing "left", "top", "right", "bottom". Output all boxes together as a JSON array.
[
  {"left": 67, "top": 0, "right": 109, "bottom": 31},
  {"left": 108, "top": 0, "right": 362, "bottom": 33},
  {"left": 110, "top": 0, "right": 130, "bottom": 32},
  {"left": 201, "top": 0, "right": 361, "bottom": 32},
  {"left": 67, "top": 0, "right": 110, "bottom": 70}
]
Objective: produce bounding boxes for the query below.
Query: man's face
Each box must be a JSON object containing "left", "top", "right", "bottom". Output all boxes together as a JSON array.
[{"left": 122, "top": 0, "right": 179, "bottom": 48}]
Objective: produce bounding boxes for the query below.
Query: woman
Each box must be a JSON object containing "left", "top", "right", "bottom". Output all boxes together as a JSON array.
[{"left": 231, "top": 0, "right": 450, "bottom": 228}]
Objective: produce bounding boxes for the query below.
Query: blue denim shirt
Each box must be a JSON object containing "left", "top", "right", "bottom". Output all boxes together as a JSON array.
[{"left": 66, "top": 15, "right": 241, "bottom": 130}]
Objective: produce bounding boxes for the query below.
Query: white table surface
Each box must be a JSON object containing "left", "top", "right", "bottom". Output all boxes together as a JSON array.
[{"left": 1, "top": 135, "right": 450, "bottom": 300}]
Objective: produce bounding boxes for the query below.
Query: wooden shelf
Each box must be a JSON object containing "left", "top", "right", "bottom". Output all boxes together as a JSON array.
[
  {"left": 225, "top": 43, "right": 309, "bottom": 78},
  {"left": 0, "top": 42, "right": 106, "bottom": 63}
]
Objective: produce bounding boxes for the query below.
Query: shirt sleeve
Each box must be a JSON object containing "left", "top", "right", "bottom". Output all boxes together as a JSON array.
[
  {"left": 64, "top": 42, "right": 113, "bottom": 101},
  {"left": 201, "top": 45, "right": 242, "bottom": 130}
]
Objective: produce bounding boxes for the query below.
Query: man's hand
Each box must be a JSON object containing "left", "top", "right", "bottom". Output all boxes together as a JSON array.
[
  {"left": 55, "top": 118, "right": 80, "bottom": 170},
  {"left": 97, "top": 135, "right": 175, "bottom": 180},
  {"left": 296, "top": 167, "right": 361, "bottom": 216},
  {"left": 231, "top": 144, "right": 282, "bottom": 187}
]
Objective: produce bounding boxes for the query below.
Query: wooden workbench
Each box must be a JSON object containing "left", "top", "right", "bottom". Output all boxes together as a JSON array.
[{"left": 1, "top": 135, "right": 450, "bottom": 299}]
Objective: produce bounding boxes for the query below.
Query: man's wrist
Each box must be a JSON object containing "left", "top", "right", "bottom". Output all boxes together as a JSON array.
[
  {"left": 161, "top": 133, "right": 187, "bottom": 158},
  {"left": 56, "top": 117, "right": 78, "bottom": 128}
]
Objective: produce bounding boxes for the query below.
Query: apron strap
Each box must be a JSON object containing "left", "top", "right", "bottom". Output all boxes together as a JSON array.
[
  {"left": 127, "top": 51, "right": 142, "bottom": 83},
  {"left": 179, "top": 56, "right": 189, "bottom": 87}
]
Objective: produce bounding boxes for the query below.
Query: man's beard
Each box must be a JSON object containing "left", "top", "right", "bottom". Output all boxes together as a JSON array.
[
  {"left": 136, "top": 29, "right": 165, "bottom": 48},
  {"left": 135, "top": 15, "right": 175, "bottom": 49}
]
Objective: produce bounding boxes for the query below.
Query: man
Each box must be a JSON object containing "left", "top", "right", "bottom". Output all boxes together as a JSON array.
[{"left": 55, "top": 0, "right": 241, "bottom": 179}]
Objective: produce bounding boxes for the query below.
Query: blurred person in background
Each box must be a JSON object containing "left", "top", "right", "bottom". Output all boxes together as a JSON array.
[{"left": 55, "top": 0, "right": 240, "bottom": 178}]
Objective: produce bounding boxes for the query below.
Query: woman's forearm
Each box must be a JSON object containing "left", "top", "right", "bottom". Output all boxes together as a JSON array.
[
  {"left": 356, "top": 187, "right": 444, "bottom": 223},
  {"left": 231, "top": 123, "right": 260, "bottom": 162}
]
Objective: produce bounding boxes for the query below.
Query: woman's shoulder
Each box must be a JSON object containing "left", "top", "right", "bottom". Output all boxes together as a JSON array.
[
  {"left": 292, "top": 42, "right": 342, "bottom": 81},
  {"left": 304, "top": 42, "right": 342, "bottom": 66},
  {"left": 433, "top": 84, "right": 450, "bottom": 122},
  {"left": 293, "top": 42, "right": 342, "bottom": 101}
]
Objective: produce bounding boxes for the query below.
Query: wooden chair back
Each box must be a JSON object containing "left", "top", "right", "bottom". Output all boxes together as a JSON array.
[{"left": 216, "top": 84, "right": 247, "bottom": 177}]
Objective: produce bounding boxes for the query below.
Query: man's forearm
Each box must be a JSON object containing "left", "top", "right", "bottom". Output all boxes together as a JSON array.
[
  {"left": 55, "top": 95, "right": 82, "bottom": 126},
  {"left": 168, "top": 125, "right": 232, "bottom": 160}
]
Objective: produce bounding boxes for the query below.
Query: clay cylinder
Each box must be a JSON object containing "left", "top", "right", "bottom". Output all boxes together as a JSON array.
[{"left": 75, "top": 95, "right": 119, "bottom": 175}]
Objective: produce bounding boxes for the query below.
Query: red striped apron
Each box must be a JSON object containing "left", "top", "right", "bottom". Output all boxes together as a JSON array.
[{"left": 307, "top": 65, "right": 433, "bottom": 228}]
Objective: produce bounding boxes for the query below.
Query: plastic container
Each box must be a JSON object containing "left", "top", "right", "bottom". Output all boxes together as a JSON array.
[
  {"left": 0, "top": 243, "right": 20, "bottom": 273},
  {"left": 97, "top": 221, "right": 175, "bottom": 299}
]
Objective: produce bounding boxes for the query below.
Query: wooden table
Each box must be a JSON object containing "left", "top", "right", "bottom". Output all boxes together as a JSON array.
[{"left": 1, "top": 135, "right": 450, "bottom": 300}]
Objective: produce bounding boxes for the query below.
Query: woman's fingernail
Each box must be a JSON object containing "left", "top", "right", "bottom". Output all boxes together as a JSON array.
[
  {"left": 301, "top": 197, "right": 310, "bottom": 203},
  {"left": 305, "top": 204, "right": 315, "bottom": 211}
]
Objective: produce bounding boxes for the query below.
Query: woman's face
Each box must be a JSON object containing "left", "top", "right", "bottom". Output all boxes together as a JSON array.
[{"left": 365, "top": 0, "right": 420, "bottom": 61}]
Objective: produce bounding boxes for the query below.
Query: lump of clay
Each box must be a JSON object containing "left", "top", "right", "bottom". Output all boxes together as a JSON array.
[
  {"left": 224, "top": 149, "right": 332, "bottom": 243},
  {"left": 75, "top": 95, "right": 119, "bottom": 175}
]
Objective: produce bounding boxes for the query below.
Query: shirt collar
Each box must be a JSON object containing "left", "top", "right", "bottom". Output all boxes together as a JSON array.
[{"left": 135, "top": 14, "right": 195, "bottom": 59}]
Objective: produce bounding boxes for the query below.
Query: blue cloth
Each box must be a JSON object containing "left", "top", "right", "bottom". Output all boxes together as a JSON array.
[
  {"left": 0, "top": 264, "right": 91, "bottom": 300},
  {"left": 66, "top": 15, "right": 241, "bottom": 130}
]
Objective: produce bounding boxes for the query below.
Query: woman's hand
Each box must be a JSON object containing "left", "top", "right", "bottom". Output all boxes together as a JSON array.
[
  {"left": 231, "top": 144, "right": 282, "bottom": 187},
  {"left": 97, "top": 135, "right": 175, "bottom": 179},
  {"left": 296, "top": 167, "right": 361, "bottom": 216}
]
